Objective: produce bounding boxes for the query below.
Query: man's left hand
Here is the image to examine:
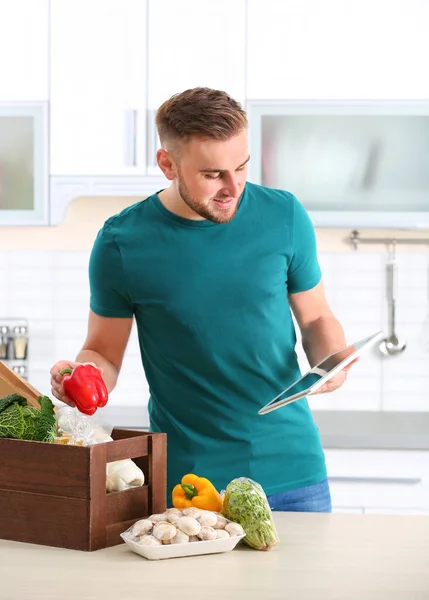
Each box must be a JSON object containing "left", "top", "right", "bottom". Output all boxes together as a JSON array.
[{"left": 311, "top": 358, "right": 359, "bottom": 395}]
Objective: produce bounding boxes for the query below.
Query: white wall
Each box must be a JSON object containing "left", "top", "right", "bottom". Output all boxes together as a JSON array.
[{"left": 1, "top": 195, "right": 428, "bottom": 411}]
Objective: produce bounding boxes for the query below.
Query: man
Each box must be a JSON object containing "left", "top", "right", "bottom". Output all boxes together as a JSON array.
[{"left": 50, "top": 87, "right": 351, "bottom": 512}]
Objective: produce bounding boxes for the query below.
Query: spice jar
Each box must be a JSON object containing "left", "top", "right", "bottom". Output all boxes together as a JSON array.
[
  {"left": 13, "top": 326, "right": 28, "bottom": 360},
  {"left": 0, "top": 326, "right": 9, "bottom": 359}
]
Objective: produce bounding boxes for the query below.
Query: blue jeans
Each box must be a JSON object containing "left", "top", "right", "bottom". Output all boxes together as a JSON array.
[{"left": 267, "top": 477, "right": 332, "bottom": 513}]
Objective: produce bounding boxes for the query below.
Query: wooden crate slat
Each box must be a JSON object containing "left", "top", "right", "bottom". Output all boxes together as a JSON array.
[
  {"left": 106, "top": 485, "right": 149, "bottom": 525},
  {"left": 148, "top": 433, "right": 167, "bottom": 515},
  {"left": 0, "top": 438, "right": 89, "bottom": 498},
  {"left": 88, "top": 444, "right": 108, "bottom": 551},
  {"left": 105, "top": 519, "right": 141, "bottom": 548},
  {"left": 105, "top": 435, "right": 148, "bottom": 462},
  {"left": 111, "top": 428, "right": 146, "bottom": 441},
  {"left": 0, "top": 489, "right": 89, "bottom": 550}
]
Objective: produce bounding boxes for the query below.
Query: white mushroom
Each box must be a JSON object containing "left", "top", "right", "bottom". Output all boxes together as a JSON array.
[
  {"left": 198, "top": 526, "right": 217, "bottom": 541},
  {"left": 152, "top": 521, "right": 177, "bottom": 541},
  {"left": 188, "top": 535, "right": 200, "bottom": 543},
  {"left": 225, "top": 522, "right": 245, "bottom": 537},
  {"left": 136, "top": 535, "right": 162, "bottom": 546},
  {"left": 149, "top": 512, "right": 169, "bottom": 522},
  {"left": 216, "top": 529, "right": 231, "bottom": 539},
  {"left": 177, "top": 516, "right": 201, "bottom": 536},
  {"left": 131, "top": 518, "right": 153, "bottom": 538},
  {"left": 198, "top": 510, "right": 218, "bottom": 527},
  {"left": 165, "top": 508, "right": 181, "bottom": 516},
  {"left": 167, "top": 512, "right": 181, "bottom": 525},
  {"left": 214, "top": 515, "right": 228, "bottom": 529},
  {"left": 171, "top": 530, "right": 190, "bottom": 545},
  {"left": 182, "top": 507, "right": 201, "bottom": 519}
]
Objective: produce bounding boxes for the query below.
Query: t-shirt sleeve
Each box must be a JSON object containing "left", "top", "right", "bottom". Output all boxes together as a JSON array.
[
  {"left": 89, "top": 223, "right": 134, "bottom": 318},
  {"left": 287, "top": 195, "right": 322, "bottom": 294}
]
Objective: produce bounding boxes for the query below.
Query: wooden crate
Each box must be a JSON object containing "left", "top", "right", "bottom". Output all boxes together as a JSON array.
[{"left": 0, "top": 428, "right": 166, "bottom": 551}]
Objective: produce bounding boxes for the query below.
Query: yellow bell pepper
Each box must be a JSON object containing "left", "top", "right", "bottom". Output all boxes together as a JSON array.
[{"left": 172, "top": 473, "right": 223, "bottom": 512}]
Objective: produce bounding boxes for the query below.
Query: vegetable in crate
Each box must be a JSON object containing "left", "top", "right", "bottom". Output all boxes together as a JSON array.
[
  {"left": 221, "top": 477, "right": 279, "bottom": 551},
  {"left": 0, "top": 393, "right": 57, "bottom": 442},
  {"left": 172, "top": 473, "right": 223, "bottom": 512},
  {"left": 60, "top": 364, "right": 108, "bottom": 415}
]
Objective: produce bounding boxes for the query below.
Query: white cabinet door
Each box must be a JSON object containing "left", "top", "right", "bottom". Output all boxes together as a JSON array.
[
  {"left": 325, "top": 449, "right": 429, "bottom": 513},
  {"left": 0, "top": 0, "right": 48, "bottom": 100},
  {"left": 146, "top": 0, "right": 246, "bottom": 174},
  {"left": 147, "top": 0, "right": 246, "bottom": 108},
  {"left": 247, "top": 0, "right": 429, "bottom": 100},
  {"left": 50, "top": 0, "right": 147, "bottom": 176}
]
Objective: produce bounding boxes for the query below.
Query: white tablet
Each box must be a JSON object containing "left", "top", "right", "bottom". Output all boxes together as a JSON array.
[{"left": 258, "top": 330, "right": 383, "bottom": 415}]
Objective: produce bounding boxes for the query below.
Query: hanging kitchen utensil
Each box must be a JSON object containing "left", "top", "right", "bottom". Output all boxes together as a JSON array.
[
  {"left": 418, "top": 256, "right": 429, "bottom": 353},
  {"left": 379, "top": 242, "right": 407, "bottom": 357}
]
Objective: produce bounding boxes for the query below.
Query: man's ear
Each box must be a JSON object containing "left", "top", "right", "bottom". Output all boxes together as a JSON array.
[{"left": 157, "top": 148, "right": 177, "bottom": 181}]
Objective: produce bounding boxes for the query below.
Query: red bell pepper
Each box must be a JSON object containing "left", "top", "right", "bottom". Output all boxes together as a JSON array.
[{"left": 59, "top": 364, "right": 108, "bottom": 416}]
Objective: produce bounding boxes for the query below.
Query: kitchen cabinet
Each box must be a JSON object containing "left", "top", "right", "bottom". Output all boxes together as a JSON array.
[
  {"left": 146, "top": 0, "right": 246, "bottom": 173},
  {"left": 0, "top": 0, "right": 49, "bottom": 101},
  {"left": 246, "top": 0, "right": 429, "bottom": 101},
  {"left": 325, "top": 449, "right": 429, "bottom": 515},
  {"left": 50, "top": 0, "right": 246, "bottom": 178},
  {"left": 0, "top": 103, "right": 48, "bottom": 225},
  {"left": 50, "top": 0, "right": 148, "bottom": 176},
  {"left": 147, "top": 0, "right": 246, "bottom": 108},
  {"left": 247, "top": 100, "right": 429, "bottom": 228}
]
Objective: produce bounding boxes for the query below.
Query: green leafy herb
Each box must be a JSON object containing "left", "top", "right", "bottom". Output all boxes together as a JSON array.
[{"left": 222, "top": 477, "right": 279, "bottom": 551}]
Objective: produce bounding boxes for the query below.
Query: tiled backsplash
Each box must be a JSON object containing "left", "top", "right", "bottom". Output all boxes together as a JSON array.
[{"left": 1, "top": 249, "right": 428, "bottom": 413}]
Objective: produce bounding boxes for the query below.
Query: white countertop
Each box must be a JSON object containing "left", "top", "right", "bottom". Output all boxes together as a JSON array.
[{"left": 1, "top": 513, "right": 428, "bottom": 599}]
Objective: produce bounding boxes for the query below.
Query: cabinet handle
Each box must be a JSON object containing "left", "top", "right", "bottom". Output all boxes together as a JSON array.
[
  {"left": 124, "top": 109, "right": 138, "bottom": 166},
  {"left": 146, "top": 109, "right": 160, "bottom": 169},
  {"left": 329, "top": 476, "right": 422, "bottom": 485}
]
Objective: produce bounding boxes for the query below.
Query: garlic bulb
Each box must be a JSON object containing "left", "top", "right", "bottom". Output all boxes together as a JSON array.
[{"left": 177, "top": 516, "right": 201, "bottom": 536}]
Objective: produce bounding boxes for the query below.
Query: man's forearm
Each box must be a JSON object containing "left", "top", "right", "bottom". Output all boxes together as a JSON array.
[
  {"left": 301, "top": 315, "right": 347, "bottom": 367},
  {"left": 75, "top": 349, "right": 119, "bottom": 392}
]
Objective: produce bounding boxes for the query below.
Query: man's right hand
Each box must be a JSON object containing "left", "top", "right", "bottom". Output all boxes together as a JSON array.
[
  {"left": 50, "top": 360, "right": 101, "bottom": 407},
  {"left": 50, "top": 360, "right": 80, "bottom": 407},
  {"left": 51, "top": 360, "right": 101, "bottom": 407}
]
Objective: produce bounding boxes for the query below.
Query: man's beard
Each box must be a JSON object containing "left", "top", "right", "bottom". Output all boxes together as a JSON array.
[{"left": 177, "top": 176, "right": 240, "bottom": 224}]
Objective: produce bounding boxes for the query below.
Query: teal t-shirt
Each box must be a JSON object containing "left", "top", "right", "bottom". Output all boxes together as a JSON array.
[{"left": 89, "top": 182, "right": 326, "bottom": 498}]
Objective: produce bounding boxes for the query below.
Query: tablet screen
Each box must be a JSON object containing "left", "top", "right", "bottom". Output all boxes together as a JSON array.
[{"left": 259, "top": 331, "right": 382, "bottom": 414}]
